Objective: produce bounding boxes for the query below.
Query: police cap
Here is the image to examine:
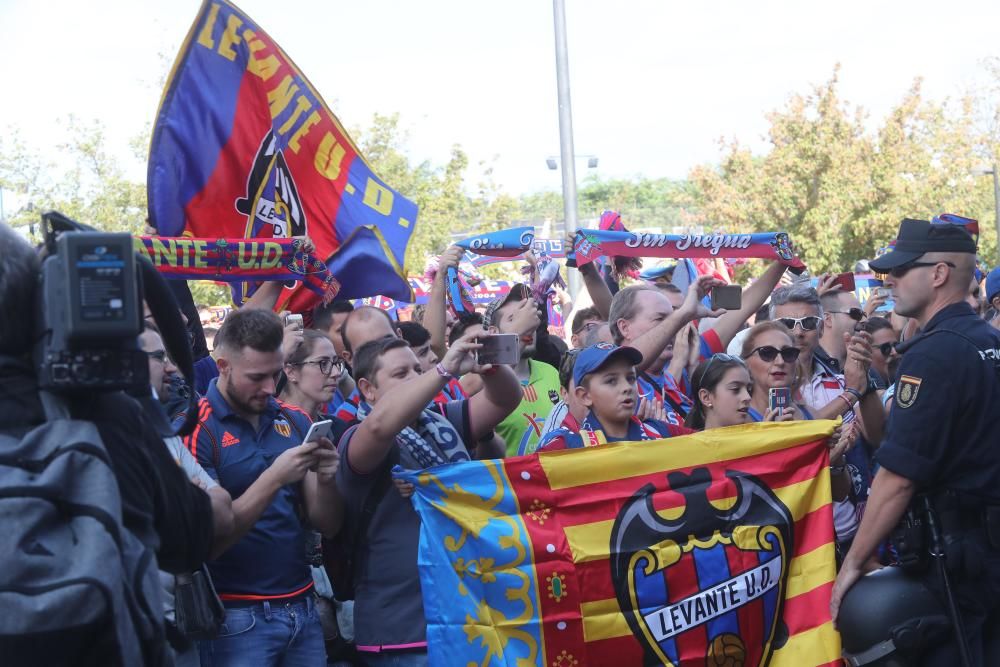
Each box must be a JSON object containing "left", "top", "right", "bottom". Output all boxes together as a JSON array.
[{"left": 869, "top": 218, "right": 977, "bottom": 273}]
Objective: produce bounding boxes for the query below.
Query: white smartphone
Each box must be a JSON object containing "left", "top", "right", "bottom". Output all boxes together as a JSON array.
[
  {"left": 302, "top": 419, "right": 334, "bottom": 445},
  {"left": 285, "top": 313, "right": 304, "bottom": 329}
]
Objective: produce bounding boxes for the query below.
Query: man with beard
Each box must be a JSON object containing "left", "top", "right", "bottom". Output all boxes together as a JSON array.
[
  {"left": 181, "top": 309, "right": 342, "bottom": 666},
  {"left": 482, "top": 284, "right": 551, "bottom": 456}
]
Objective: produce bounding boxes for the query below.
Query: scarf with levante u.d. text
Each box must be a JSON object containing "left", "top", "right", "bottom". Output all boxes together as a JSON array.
[{"left": 355, "top": 400, "right": 470, "bottom": 470}]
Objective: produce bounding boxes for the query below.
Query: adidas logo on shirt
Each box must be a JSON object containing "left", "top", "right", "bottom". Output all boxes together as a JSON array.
[{"left": 221, "top": 431, "right": 240, "bottom": 448}]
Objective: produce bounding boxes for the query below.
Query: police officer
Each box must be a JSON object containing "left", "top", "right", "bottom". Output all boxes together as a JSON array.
[{"left": 830, "top": 218, "right": 1000, "bottom": 665}]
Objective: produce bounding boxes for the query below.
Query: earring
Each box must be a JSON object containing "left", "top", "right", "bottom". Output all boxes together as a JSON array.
[{"left": 707, "top": 403, "right": 713, "bottom": 408}]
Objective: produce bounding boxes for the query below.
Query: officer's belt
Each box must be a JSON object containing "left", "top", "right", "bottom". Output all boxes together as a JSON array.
[{"left": 928, "top": 491, "right": 1000, "bottom": 551}]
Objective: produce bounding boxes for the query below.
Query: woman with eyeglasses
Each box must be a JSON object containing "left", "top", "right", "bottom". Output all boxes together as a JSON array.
[
  {"left": 281, "top": 330, "right": 351, "bottom": 426},
  {"left": 740, "top": 321, "right": 813, "bottom": 421}
]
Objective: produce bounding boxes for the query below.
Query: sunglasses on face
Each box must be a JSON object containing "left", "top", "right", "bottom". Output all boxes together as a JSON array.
[
  {"left": 778, "top": 316, "right": 822, "bottom": 331},
  {"left": 828, "top": 308, "right": 866, "bottom": 322},
  {"left": 746, "top": 346, "right": 801, "bottom": 363},
  {"left": 888, "top": 260, "right": 956, "bottom": 279},
  {"left": 875, "top": 342, "right": 895, "bottom": 357}
]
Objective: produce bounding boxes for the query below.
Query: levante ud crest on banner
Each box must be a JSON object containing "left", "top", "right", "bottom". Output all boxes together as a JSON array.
[
  {"left": 611, "top": 468, "right": 793, "bottom": 666},
  {"left": 236, "top": 131, "right": 307, "bottom": 240}
]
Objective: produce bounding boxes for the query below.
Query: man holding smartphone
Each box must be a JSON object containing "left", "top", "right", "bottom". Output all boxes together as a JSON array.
[{"left": 180, "top": 309, "right": 342, "bottom": 666}]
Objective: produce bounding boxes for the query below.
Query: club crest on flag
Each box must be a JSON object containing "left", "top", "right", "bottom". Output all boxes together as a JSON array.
[
  {"left": 770, "top": 233, "right": 795, "bottom": 262},
  {"left": 236, "top": 131, "right": 307, "bottom": 240},
  {"left": 610, "top": 467, "right": 793, "bottom": 666}
]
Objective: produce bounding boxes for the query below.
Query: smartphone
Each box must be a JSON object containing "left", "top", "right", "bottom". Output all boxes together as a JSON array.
[
  {"left": 285, "top": 313, "right": 304, "bottom": 329},
  {"left": 768, "top": 387, "right": 791, "bottom": 412},
  {"left": 710, "top": 285, "right": 742, "bottom": 311},
  {"left": 476, "top": 334, "right": 520, "bottom": 366},
  {"left": 873, "top": 287, "right": 889, "bottom": 299},
  {"left": 832, "top": 272, "right": 856, "bottom": 292},
  {"left": 302, "top": 419, "right": 334, "bottom": 445}
]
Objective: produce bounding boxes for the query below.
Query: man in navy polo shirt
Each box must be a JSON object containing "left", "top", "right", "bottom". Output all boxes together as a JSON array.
[{"left": 181, "top": 309, "right": 342, "bottom": 667}]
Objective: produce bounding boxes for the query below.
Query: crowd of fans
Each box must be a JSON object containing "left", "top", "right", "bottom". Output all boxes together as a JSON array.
[{"left": 3, "top": 218, "right": 1000, "bottom": 667}]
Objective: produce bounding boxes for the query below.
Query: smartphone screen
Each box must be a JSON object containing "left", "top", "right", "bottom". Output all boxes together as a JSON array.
[
  {"left": 285, "top": 313, "right": 304, "bottom": 329},
  {"left": 768, "top": 387, "right": 791, "bottom": 411},
  {"left": 710, "top": 285, "right": 742, "bottom": 311},
  {"left": 476, "top": 334, "right": 519, "bottom": 366}
]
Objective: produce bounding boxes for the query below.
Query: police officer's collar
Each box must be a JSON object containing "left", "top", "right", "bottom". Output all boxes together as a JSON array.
[{"left": 894, "top": 302, "right": 975, "bottom": 355}]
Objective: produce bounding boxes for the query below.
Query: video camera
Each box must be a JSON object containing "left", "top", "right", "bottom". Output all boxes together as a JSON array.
[{"left": 35, "top": 212, "right": 148, "bottom": 392}]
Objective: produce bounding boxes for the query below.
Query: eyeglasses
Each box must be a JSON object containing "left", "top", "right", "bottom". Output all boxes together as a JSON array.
[
  {"left": 746, "top": 346, "right": 801, "bottom": 363},
  {"left": 777, "top": 316, "right": 822, "bottom": 331},
  {"left": 572, "top": 321, "right": 602, "bottom": 335},
  {"left": 888, "top": 260, "right": 956, "bottom": 279},
  {"left": 291, "top": 358, "right": 344, "bottom": 376},
  {"left": 828, "top": 308, "right": 866, "bottom": 322},
  {"left": 698, "top": 353, "right": 746, "bottom": 386},
  {"left": 146, "top": 349, "right": 168, "bottom": 363},
  {"left": 875, "top": 342, "right": 895, "bottom": 357}
]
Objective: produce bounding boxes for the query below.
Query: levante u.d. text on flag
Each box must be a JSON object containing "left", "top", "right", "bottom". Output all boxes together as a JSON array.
[
  {"left": 397, "top": 420, "right": 842, "bottom": 667},
  {"left": 148, "top": 0, "right": 417, "bottom": 310}
]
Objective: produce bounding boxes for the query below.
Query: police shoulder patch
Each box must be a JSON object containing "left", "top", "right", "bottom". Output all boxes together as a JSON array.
[{"left": 896, "top": 375, "right": 922, "bottom": 409}]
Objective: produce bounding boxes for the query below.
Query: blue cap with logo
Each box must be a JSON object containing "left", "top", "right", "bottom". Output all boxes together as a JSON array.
[
  {"left": 986, "top": 267, "right": 1000, "bottom": 305},
  {"left": 573, "top": 342, "right": 644, "bottom": 386}
]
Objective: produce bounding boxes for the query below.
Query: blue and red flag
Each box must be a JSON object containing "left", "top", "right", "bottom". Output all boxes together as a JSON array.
[
  {"left": 148, "top": 0, "right": 417, "bottom": 311},
  {"left": 398, "top": 420, "right": 842, "bottom": 666}
]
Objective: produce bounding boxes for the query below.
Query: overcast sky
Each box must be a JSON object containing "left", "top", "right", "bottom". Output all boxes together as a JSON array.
[{"left": 1, "top": 0, "right": 997, "bottom": 197}]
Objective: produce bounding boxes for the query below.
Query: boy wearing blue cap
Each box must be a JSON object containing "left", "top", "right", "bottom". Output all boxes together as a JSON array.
[{"left": 537, "top": 343, "right": 694, "bottom": 451}]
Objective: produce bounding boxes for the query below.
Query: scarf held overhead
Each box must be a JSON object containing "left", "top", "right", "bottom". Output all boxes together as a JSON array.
[
  {"left": 135, "top": 236, "right": 338, "bottom": 300},
  {"left": 569, "top": 228, "right": 806, "bottom": 270},
  {"left": 448, "top": 227, "right": 535, "bottom": 312}
]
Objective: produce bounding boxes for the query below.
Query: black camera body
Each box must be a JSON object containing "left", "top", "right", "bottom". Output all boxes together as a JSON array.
[{"left": 36, "top": 224, "right": 148, "bottom": 392}]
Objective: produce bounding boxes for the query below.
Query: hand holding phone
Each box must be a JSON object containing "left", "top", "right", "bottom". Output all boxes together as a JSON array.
[
  {"left": 475, "top": 334, "right": 520, "bottom": 366},
  {"left": 768, "top": 387, "right": 791, "bottom": 412},
  {"left": 284, "top": 313, "right": 304, "bottom": 330},
  {"left": 832, "top": 272, "right": 856, "bottom": 293}
]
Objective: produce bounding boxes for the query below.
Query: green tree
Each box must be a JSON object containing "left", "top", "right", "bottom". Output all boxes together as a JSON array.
[{"left": 690, "top": 66, "right": 998, "bottom": 274}]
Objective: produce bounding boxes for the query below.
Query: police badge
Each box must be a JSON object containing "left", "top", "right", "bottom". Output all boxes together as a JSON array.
[{"left": 611, "top": 467, "right": 793, "bottom": 666}]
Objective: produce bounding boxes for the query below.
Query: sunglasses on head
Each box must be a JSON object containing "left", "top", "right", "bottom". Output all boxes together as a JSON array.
[
  {"left": 746, "top": 345, "right": 801, "bottom": 363},
  {"left": 875, "top": 342, "right": 895, "bottom": 357},
  {"left": 778, "top": 316, "right": 822, "bottom": 331},
  {"left": 698, "top": 353, "right": 746, "bottom": 385},
  {"left": 887, "top": 260, "right": 956, "bottom": 279},
  {"left": 828, "top": 307, "right": 866, "bottom": 322}
]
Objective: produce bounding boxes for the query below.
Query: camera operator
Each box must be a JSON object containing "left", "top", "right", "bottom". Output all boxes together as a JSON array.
[{"left": 0, "top": 223, "right": 217, "bottom": 665}]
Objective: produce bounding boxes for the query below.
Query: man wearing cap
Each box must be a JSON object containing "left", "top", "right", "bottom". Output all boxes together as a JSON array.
[
  {"left": 831, "top": 218, "right": 1000, "bottom": 665},
  {"left": 985, "top": 267, "right": 1000, "bottom": 330},
  {"left": 483, "top": 284, "right": 558, "bottom": 456},
  {"left": 537, "top": 343, "right": 693, "bottom": 451}
]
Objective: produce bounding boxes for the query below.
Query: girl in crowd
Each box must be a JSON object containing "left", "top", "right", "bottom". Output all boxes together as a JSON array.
[
  {"left": 683, "top": 354, "right": 773, "bottom": 430},
  {"left": 281, "top": 330, "right": 349, "bottom": 429}
]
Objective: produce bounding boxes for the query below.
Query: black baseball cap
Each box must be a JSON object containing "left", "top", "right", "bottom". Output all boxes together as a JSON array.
[{"left": 869, "top": 218, "right": 978, "bottom": 273}]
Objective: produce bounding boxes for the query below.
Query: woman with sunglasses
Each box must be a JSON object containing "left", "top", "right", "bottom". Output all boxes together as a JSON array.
[{"left": 741, "top": 321, "right": 813, "bottom": 421}]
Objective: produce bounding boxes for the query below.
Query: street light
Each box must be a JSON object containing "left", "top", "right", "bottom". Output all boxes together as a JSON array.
[
  {"left": 973, "top": 163, "right": 1000, "bottom": 262},
  {"left": 552, "top": 0, "right": 580, "bottom": 300},
  {"left": 545, "top": 155, "right": 599, "bottom": 170}
]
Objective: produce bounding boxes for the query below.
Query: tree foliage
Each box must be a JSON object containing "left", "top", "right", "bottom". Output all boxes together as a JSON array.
[{"left": 690, "top": 66, "right": 999, "bottom": 273}]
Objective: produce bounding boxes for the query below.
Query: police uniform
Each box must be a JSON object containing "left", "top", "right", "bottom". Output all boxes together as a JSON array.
[{"left": 867, "top": 219, "right": 1000, "bottom": 665}]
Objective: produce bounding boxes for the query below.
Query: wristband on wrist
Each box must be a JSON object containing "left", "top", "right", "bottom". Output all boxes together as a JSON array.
[
  {"left": 837, "top": 394, "right": 854, "bottom": 411},
  {"left": 844, "top": 387, "right": 863, "bottom": 403},
  {"left": 435, "top": 362, "right": 454, "bottom": 381}
]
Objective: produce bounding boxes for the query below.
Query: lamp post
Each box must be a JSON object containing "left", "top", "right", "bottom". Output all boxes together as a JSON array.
[
  {"left": 974, "top": 164, "right": 1000, "bottom": 263},
  {"left": 552, "top": 0, "right": 581, "bottom": 301}
]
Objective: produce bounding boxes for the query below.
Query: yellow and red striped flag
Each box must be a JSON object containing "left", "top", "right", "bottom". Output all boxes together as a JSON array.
[{"left": 399, "top": 419, "right": 842, "bottom": 666}]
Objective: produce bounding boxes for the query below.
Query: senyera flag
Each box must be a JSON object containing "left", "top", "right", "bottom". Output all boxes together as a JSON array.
[
  {"left": 398, "top": 420, "right": 842, "bottom": 667},
  {"left": 148, "top": 0, "right": 417, "bottom": 311}
]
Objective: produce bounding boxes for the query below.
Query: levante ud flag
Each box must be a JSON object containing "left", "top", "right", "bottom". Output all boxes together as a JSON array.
[
  {"left": 148, "top": 0, "right": 418, "bottom": 309},
  {"left": 397, "top": 420, "right": 842, "bottom": 666}
]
